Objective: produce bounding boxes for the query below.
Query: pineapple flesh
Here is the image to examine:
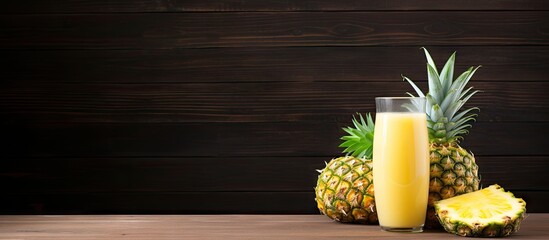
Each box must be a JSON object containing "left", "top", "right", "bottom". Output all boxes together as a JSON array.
[
  {"left": 315, "top": 114, "right": 378, "bottom": 224},
  {"left": 404, "top": 48, "right": 481, "bottom": 228},
  {"left": 435, "top": 185, "right": 526, "bottom": 237}
]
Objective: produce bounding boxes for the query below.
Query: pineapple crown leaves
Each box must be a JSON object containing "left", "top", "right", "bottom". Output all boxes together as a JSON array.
[
  {"left": 403, "top": 48, "right": 481, "bottom": 144},
  {"left": 339, "top": 113, "right": 374, "bottom": 159}
]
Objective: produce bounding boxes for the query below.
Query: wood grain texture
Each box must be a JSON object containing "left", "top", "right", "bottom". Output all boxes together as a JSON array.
[
  {"left": 2, "top": 0, "right": 548, "bottom": 13},
  {"left": 1, "top": 2, "right": 549, "bottom": 215},
  {"left": 2, "top": 122, "right": 548, "bottom": 157},
  {"left": 3, "top": 47, "right": 549, "bottom": 83},
  {"left": 0, "top": 215, "right": 546, "bottom": 239},
  {"left": 1, "top": 192, "right": 548, "bottom": 214},
  {"left": 1, "top": 12, "right": 548, "bottom": 49},
  {"left": 1, "top": 156, "right": 547, "bottom": 194},
  {"left": 0, "top": 215, "right": 547, "bottom": 239},
  {"left": 1, "top": 82, "right": 547, "bottom": 123},
  {"left": 0, "top": 214, "right": 546, "bottom": 240},
  {"left": 0, "top": 192, "right": 319, "bottom": 214}
]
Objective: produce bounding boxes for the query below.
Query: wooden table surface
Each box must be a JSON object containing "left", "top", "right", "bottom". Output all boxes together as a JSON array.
[{"left": 0, "top": 214, "right": 547, "bottom": 239}]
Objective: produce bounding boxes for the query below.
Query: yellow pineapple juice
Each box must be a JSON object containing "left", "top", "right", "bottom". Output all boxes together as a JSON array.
[{"left": 373, "top": 112, "right": 429, "bottom": 231}]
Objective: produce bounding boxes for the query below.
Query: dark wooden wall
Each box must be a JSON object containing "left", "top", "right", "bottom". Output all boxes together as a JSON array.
[{"left": 1, "top": 1, "right": 549, "bottom": 214}]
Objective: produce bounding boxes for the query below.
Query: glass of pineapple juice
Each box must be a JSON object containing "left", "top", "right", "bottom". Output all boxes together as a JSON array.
[{"left": 373, "top": 97, "right": 429, "bottom": 232}]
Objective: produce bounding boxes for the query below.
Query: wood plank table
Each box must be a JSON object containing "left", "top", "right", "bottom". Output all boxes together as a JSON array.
[{"left": 0, "top": 214, "right": 547, "bottom": 239}]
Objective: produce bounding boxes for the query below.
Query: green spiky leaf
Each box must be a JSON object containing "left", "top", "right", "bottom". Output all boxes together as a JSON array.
[
  {"left": 339, "top": 113, "right": 375, "bottom": 159},
  {"left": 422, "top": 47, "right": 438, "bottom": 75},
  {"left": 427, "top": 64, "right": 444, "bottom": 103},
  {"left": 440, "top": 52, "right": 456, "bottom": 93},
  {"left": 403, "top": 48, "right": 481, "bottom": 144},
  {"left": 403, "top": 75, "right": 425, "bottom": 97}
]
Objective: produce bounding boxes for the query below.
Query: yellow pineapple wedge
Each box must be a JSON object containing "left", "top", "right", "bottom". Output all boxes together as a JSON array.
[{"left": 435, "top": 185, "right": 526, "bottom": 237}]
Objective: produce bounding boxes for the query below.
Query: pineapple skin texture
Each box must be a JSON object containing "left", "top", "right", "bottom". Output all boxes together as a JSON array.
[
  {"left": 435, "top": 185, "right": 526, "bottom": 237},
  {"left": 315, "top": 156, "right": 378, "bottom": 224},
  {"left": 437, "top": 208, "right": 526, "bottom": 237},
  {"left": 427, "top": 142, "right": 480, "bottom": 229}
]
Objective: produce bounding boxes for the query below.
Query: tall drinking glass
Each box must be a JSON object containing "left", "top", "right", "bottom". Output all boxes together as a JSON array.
[{"left": 373, "top": 97, "right": 429, "bottom": 232}]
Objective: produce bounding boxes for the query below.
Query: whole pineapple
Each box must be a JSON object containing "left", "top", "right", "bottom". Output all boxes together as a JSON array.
[
  {"left": 403, "top": 48, "right": 481, "bottom": 229},
  {"left": 315, "top": 114, "right": 378, "bottom": 224}
]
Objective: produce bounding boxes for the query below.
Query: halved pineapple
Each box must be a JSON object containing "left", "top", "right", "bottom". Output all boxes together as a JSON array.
[{"left": 435, "top": 185, "right": 526, "bottom": 237}]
